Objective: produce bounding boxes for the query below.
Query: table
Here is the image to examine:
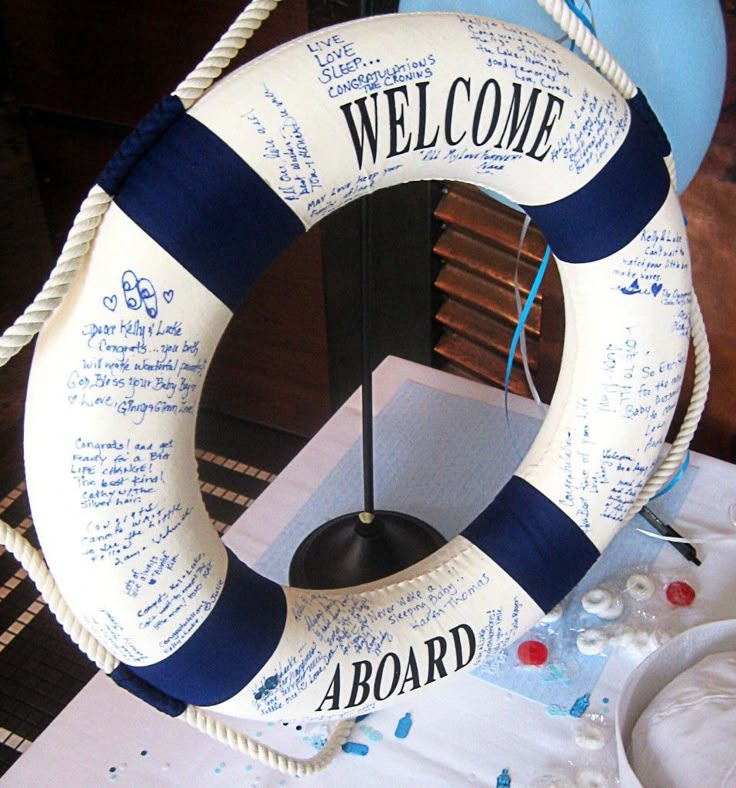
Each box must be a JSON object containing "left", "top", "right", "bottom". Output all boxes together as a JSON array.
[{"left": 5, "top": 357, "right": 736, "bottom": 786}]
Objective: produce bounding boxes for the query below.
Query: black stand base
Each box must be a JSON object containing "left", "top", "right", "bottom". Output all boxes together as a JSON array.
[{"left": 288, "top": 511, "right": 447, "bottom": 589}]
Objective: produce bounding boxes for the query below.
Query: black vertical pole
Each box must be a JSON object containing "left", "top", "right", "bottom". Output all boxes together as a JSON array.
[
  {"left": 360, "top": 195, "right": 375, "bottom": 522},
  {"left": 359, "top": 0, "right": 375, "bottom": 526},
  {"left": 287, "top": 2, "right": 447, "bottom": 588}
]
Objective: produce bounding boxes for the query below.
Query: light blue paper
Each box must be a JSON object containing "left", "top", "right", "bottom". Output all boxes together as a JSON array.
[
  {"left": 254, "top": 380, "right": 694, "bottom": 707},
  {"left": 473, "top": 483, "right": 693, "bottom": 708},
  {"left": 254, "top": 380, "right": 541, "bottom": 581}
]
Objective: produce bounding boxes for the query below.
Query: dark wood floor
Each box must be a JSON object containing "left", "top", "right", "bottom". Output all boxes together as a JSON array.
[{"left": 0, "top": 412, "right": 305, "bottom": 777}]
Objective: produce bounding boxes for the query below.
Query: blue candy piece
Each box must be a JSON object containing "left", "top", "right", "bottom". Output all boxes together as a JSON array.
[
  {"left": 569, "top": 693, "right": 591, "bottom": 718},
  {"left": 342, "top": 742, "right": 369, "bottom": 756},
  {"left": 394, "top": 712, "right": 412, "bottom": 739},
  {"left": 496, "top": 767, "right": 511, "bottom": 787}
]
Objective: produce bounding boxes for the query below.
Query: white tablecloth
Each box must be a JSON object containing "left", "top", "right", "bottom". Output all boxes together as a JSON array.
[{"left": 6, "top": 357, "right": 736, "bottom": 787}]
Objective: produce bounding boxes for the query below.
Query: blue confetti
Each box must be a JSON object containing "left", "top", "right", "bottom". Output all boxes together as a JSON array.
[
  {"left": 342, "top": 742, "right": 369, "bottom": 756},
  {"left": 569, "top": 693, "right": 591, "bottom": 718},
  {"left": 540, "top": 664, "right": 565, "bottom": 683},
  {"left": 303, "top": 734, "right": 328, "bottom": 750},
  {"left": 359, "top": 724, "right": 383, "bottom": 742}
]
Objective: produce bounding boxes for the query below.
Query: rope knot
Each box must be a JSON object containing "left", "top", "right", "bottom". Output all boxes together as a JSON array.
[
  {"left": 629, "top": 90, "right": 672, "bottom": 160},
  {"left": 110, "top": 663, "right": 188, "bottom": 717},
  {"left": 97, "top": 94, "right": 187, "bottom": 196}
]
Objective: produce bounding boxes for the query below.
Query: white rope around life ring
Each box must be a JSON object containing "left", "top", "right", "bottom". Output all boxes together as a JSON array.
[
  {"left": 0, "top": 0, "right": 359, "bottom": 775},
  {"left": 0, "top": 0, "right": 284, "bottom": 370},
  {"left": 0, "top": 2, "right": 709, "bottom": 776}
]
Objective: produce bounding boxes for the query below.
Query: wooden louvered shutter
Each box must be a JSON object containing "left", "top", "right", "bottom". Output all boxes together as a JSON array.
[{"left": 432, "top": 183, "right": 562, "bottom": 402}]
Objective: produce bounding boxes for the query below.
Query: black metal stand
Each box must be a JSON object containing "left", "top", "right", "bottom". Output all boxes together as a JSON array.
[
  {"left": 288, "top": 510, "right": 447, "bottom": 589},
  {"left": 288, "top": 192, "right": 446, "bottom": 589}
]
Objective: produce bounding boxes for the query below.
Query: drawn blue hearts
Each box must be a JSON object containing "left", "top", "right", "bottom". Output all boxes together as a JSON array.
[
  {"left": 103, "top": 294, "right": 118, "bottom": 312},
  {"left": 163, "top": 289, "right": 174, "bottom": 304},
  {"left": 651, "top": 282, "right": 663, "bottom": 297}
]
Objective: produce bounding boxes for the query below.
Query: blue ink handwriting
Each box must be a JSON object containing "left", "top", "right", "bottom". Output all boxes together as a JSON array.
[{"left": 122, "top": 269, "right": 159, "bottom": 318}]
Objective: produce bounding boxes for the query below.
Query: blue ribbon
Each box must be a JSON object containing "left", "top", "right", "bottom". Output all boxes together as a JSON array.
[
  {"left": 651, "top": 451, "right": 691, "bottom": 500},
  {"left": 564, "top": 0, "right": 595, "bottom": 35},
  {"left": 503, "top": 245, "right": 551, "bottom": 461}
]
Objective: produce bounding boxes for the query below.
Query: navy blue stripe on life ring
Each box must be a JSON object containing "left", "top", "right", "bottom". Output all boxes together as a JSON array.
[
  {"left": 461, "top": 476, "right": 600, "bottom": 613},
  {"left": 521, "top": 95, "right": 671, "bottom": 264},
  {"left": 123, "top": 548, "right": 287, "bottom": 706},
  {"left": 103, "top": 113, "right": 305, "bottom": 313}
]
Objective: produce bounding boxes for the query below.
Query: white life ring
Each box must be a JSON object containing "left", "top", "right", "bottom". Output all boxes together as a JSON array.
[{"left": 24, "top": 13, "right": 691, "bottom": 721}]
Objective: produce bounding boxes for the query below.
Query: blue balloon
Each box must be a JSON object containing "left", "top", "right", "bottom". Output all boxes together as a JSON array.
[{"left": 399, "top": 0, "right": 727, "bottom": 198}]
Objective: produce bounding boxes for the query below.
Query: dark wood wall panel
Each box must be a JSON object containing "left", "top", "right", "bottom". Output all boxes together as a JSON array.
[
  {"left": 322, "top": 182, "right": 440, "bottom": 409},
  {"left": 435, "top": 263, "right": 541, "bottom": 336},
  {"left": 1, "top": 1, "right": 305, "bottom": 125},
  {"left": 0, "top": 102, "right": 55, "bottom": 480},
  {"left": 678, "top": 89, "right": 736, "bottom": 462},
  {"left": 1, "top": 0, "right": 329, "bottom": 439},
  {"left": 432, "top": 183, "right": 548, "bottom": 397},
  {"left": 435, "top": 299, "right": 538, "bottom": 366},
  {"left": 435, "top": 184, "right": 546, "bottom": 257},
  {"left": 21, "top": 113, "right": 127, "bottom": 250},
  {"left": 207, "top": 231, "right": 331, "bottom": 436},
  {"left": 434, "top": 332, "right": 532, "bottom": 392}
]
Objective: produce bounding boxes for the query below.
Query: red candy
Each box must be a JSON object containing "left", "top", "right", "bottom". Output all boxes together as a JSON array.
[
  {"left": 665, "top": 580, "right": 696, "bottom": 607},
  {"left": 517, "top": 640, "right": 548, "bottom": 666}
]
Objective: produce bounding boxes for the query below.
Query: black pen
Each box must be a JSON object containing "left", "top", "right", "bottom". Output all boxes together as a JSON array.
[{"left": 639, "top": 505, "right": 701, "bottom": 566}]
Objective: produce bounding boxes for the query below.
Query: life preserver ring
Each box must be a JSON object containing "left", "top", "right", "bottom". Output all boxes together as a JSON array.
[{"left": 24, "top": 13, "right": 691, "bottom": 721}]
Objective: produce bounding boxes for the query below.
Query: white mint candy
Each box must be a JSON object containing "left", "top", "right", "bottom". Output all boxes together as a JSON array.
[
  {"left": 629, "top": 630, "right": 656, "bottom": 657},
  {"left": 577, "top": 628, "right": 608, "bottom": 656},
  {"left": 609, "top": 626, "right": 672, "bottom": 657},
  {"left": 597, "top": 596, "right": 624, "bottom": 620},
  {"left": 574, "top": 722, "right": 607, "bottom": 750},
  {"left": 608, "top": 624, "right": 633, "bottom": 648},
  {"left": 652, "top": 629, "right": 672, "bottom": 648},
  {"left": 625, "top": 574, "right": 655, "bottom": 601},
  {"left": 530, "top": 777, "right": 576, "bottom": 788},
  {"left": 582, "top": 588, "right": 624, "bottom": 620},
  {"left": 575, "top": 768, "right": 611, "bottom": 788},
  {"left": 541, "top": 603, "right": 564, "bottom": 625}
]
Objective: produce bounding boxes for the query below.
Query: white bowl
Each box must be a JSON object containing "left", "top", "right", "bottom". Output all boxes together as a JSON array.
[{"left": 615, "top": 618, "right": 736, "bottom": 787}]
